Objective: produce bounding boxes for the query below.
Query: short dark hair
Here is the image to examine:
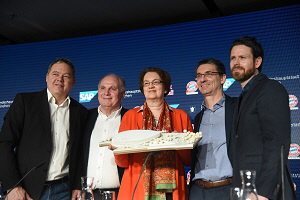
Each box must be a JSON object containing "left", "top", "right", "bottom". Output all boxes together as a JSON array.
[
  {"left": 196, "top": 58, "right": 226, "bottom": 75},
  {"left": 48, "top": 58, "right": 75, "bottom": 77},
  {"left": 98, "top": 74, "right": 126, "bottom": 93},
  {"left": 139, "top": 67, "right": 171, "bottom": 97},
  {"left": 230, "top": 36, "right": 264, "bottom": 72}
]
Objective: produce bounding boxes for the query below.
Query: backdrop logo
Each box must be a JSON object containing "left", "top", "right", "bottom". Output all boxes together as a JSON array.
[
  {"left": 189, "top": 106, "right": 196, "bottom": 113},
  {"left": 79, "top": 91, "right": 98, "bottom": 103},
  {"left": 186, "top": 81, "right": 198, "bottom": 95},
  {"left": 223, "top": 78, "right": 235, "bottom": 91},
  {"left": 289, "top": 95, "right": 298, "bottom": 110},
  {"left": 170, "top": 104, "right": 179, "bottom": 108},
  {"left": 289, "top": 143, "right": 300, "bottom": 158},
  {"left": 168, "top": 85, "right": 174, "bottom": 96}
]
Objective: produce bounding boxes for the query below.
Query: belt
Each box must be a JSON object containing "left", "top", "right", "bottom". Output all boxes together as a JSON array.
[
  {"left": 194, "top": 178, "right": 233, "bottom": 188},
  {"left": 44, "top": 176, "right": 69, "bottom": 186},
  {"left": 93, "top": 188, "right": 119, "bottom": 193}
]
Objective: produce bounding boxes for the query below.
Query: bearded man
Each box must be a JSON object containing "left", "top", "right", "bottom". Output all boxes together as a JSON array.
[{"left": 230, "top": 36, "right": 296, "bottom": 200}]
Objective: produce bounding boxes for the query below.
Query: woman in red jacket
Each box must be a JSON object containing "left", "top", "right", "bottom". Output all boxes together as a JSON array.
[{"left": 115, "top": 67, "right": 193, "bottom": 200}]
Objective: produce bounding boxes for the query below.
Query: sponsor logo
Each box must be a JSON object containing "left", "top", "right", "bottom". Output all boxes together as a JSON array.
[
  {"left": 79, "top": 90, "right": 98, "bottom": 103},
  {"left": 223, "top": 78, "right": 235, "bottom": 91},
  {"left": 168, "top": 85, "right": 174, "bottom": 96},
  {"left": 0, "top": 100, "right": 13, "bottom": 109},
  {"left": 186, "top": 81, "right": 198, "bottom": 95},
  {"left": 291, "top": 122, "right": 300, "bottom": 128},
  {"left": 289, "top": 143, "right": 300, "bottom": 158},
  {"left": 189, "top": 106, "right": 196, "bottom": 113},
  {"left": 186, "top": 170, "right": 191, "bottom": 185},
  {"left": 270, "top": 74, "right": 300, "bottom": 81},
  {"left": 291, "top": 173, "right": 300, "bottom": 178},
  {"left": 169, "top": 104, "right": 179, "bottom": 108},
  {"left": 125, "top": 90, "right": 141, "bottom": 98},
  {"left": 186, "top": 78, "right": 235, "bottom": 95},
  {"left": 289, "top": 95, "right": 298, "bottom": 110}
]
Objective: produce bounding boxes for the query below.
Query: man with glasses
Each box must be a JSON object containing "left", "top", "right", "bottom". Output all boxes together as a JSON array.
[{"left": 189, "top": 58, "right": 237, "bottom": 200}]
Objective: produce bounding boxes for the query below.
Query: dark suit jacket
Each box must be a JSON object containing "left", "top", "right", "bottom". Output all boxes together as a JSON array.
[
  {"left": 0, "top": 89, "right": 88, "bottom": 199},
  {"left": 190, "top": 94, "right": 237, "bottom": 183},
  {"left": 232, "top": 73, "right": 296, "bottom": 200},
  {"left": 82, "top": 107, "right": 128, "bottom": 184}
]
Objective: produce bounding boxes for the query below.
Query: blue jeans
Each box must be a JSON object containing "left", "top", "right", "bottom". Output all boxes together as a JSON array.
[{"left": 40, "top": 182, "right": 69, "bottom": 200}]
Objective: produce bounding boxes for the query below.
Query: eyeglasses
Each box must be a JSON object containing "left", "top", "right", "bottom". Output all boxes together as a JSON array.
[
  {"left": 195, "top": 72, "right": 221, "bottom": 80},
  {"left": 143, "top": 80, "right": 163, "bottom": 87}
]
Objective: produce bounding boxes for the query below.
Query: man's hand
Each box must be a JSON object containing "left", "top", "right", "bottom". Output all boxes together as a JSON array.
[
  {"left": 6, "top": 186, "right": 32, "bottom": 200},
  {"left": 71, "top": 189, "right": 81, "bottom": 200}
]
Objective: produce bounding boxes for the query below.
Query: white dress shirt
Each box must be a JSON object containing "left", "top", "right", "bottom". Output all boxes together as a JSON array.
[
  {"left": 46, "top": 89, "right": 70, "bottom": 181},
  {"left": 87, "top": 106, "right": 122, "bottom": 189}
]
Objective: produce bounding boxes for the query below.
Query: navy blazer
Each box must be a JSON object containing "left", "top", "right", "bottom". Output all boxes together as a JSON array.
[
  {"left": 232, "top": 73, "right": 296, "bottom": 199},
  {"left": 0, "top": 89, "right": 88, "bottom": 199},
  {"left": 82, "top": 107, "right": 128, "bottom": 184},
  {"left": 190, "top": 94, "right": 237, "bottom": 183}
]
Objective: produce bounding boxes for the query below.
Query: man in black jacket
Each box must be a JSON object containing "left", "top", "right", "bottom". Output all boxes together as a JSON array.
[
  {"left": 230, "top": 36, "right": 296, "bottom": 200},
  {"left": 0, "top": 58, "right": 87, "bottom": 199}
]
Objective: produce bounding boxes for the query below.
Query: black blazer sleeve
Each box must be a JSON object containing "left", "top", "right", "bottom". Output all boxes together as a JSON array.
[{"left": 0, "top": 93, "right": 25, "bottom": 190}]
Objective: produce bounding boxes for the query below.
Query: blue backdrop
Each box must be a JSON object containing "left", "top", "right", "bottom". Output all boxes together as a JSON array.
[{"left": 0, "top": 4, "right": 299, "bottom": 197}]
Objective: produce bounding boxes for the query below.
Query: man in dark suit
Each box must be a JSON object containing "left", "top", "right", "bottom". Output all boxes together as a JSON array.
[
  {"left": 230, "top": 36, "right": 296, "bottom": 200},
  {"left": 76, "top": 74, "right": 127, "bottom": 200},
  {"left": 189, "top": 58, "right": 237, "bottom": 200},
  {"left": 0, "top": 58, "right": 87, "bottom": 199}
]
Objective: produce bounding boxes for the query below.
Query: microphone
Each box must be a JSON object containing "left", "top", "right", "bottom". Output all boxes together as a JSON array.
[
  {"left": 132, "top": 151, "right": 161, "bottom": 200},
  {"left": 281, "top": 145, "right": 285, "bottom": 200},
  {"left": 4, "top": 161, "right": 45, "bottom": 199}
]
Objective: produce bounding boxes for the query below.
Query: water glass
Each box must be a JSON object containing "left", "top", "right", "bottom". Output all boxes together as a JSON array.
[
  {"left": 230, "top": 187, "right": 241, "bottom": 200},
  {"left": 99, "top": 191, "right": 116, "bottom": 200},
  {"left": 81, "top": 176, "right": 94, "bottom": 200}
]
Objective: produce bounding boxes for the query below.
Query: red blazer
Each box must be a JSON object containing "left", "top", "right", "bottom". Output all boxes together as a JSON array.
[{"left": 115, "top": 107, "right": 193, "bottom": 200}]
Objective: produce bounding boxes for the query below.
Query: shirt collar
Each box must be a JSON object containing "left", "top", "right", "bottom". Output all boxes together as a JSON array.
[
  {"left": 47, "top": 88, "right": 70, "bottom": 106},
  {"left": 201, "top": 95, "right": 225, "bottom": 111},
  {"left": 242, "top": 73, "right": 260, "bottom": 94},
  {"left": 98, "top": 105, "right": 122, "bottom": 118}
]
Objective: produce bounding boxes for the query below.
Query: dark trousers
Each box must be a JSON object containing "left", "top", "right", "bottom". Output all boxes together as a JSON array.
[{"left": 189, "top": 182, "right": 231, "bottom": 200}]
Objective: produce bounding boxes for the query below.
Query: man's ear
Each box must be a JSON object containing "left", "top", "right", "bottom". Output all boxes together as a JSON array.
[
  {"left": 220, "top": 73, "right": 226, "bottom": 85},
  {"left": 255, "top": 57, "right": 262, "bottom": 69}
]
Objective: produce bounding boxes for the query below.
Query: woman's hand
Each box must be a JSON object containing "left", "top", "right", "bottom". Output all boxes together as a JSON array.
[{"left": 108, "top": 144, "right": 117, "bottom": 150}]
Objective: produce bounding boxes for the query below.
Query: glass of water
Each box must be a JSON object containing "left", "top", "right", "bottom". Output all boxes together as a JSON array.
[{"left": 99, "top": 191, "right": 116, "bottom": 200}]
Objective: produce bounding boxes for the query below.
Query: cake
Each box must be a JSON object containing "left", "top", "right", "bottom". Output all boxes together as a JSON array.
[{"left": 112, "top": 130, "right": 161, "bottom": 146}]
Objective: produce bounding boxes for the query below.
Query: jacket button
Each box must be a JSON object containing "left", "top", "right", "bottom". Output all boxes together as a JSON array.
[{"left": 235, "top": 135, "right": 239, "bottom": 139}]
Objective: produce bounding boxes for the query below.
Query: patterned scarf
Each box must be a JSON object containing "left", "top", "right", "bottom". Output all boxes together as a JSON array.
[{"left": 142, "top": 100, "right": 176, "bottom": 200}]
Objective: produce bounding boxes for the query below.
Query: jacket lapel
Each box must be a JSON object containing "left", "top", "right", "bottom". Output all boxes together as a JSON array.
[
  {"left": 237, "top": 74, "right": 268, "bottom": 122},
  {"left": 225, "top": 95, "right": 235, "bottom": 147},
  {"left": 69, "top": 98, "right": 80, "bottom": 150},
  {"left": 40, "top": 89, "right": 52, "bottom": 145}
]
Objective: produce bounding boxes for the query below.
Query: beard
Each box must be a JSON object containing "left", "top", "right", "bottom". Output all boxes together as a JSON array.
[{"left": 231, "top": 66, "right": 256, "bottom": 82}]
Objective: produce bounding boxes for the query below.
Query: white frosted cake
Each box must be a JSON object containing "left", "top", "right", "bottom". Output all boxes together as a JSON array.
[{"left": 112, "top": 130, "right": 161, "bottom": 146}]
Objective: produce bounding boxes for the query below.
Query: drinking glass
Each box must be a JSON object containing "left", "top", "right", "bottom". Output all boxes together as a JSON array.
[
  {"left": 230, "top": 187, "right": 241, "bottom": 200},
  {"left": 99, "top": 191, "right": 116, "bottom": 200},
  {"left": 81, "top": 176, "right": 94, "bottom": 200},
  {"left": 240, "top": 170, "right": 258, "bottom": 200}
]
